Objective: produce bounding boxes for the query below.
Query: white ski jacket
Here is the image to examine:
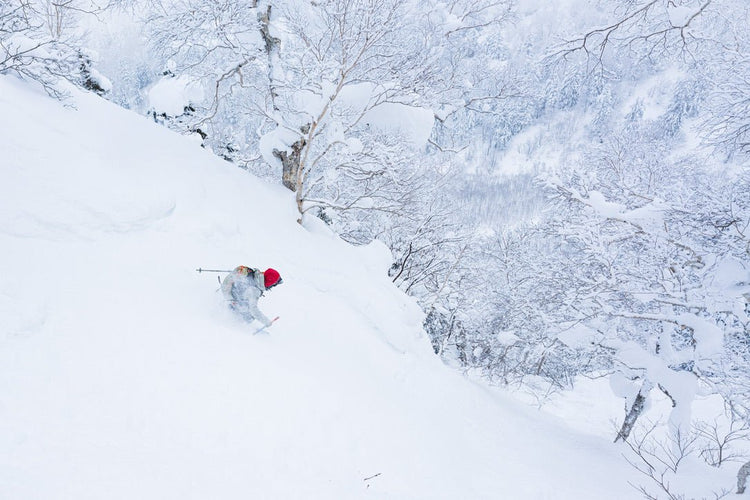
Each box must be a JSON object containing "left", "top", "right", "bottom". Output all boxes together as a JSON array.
[{"left": 221, "top": 267, "right": 272, "bottom": 325}]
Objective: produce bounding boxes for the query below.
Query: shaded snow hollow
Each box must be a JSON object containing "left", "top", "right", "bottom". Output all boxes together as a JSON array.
[{"left": 0, "top": 77, "right": 639, "bottom": 499}]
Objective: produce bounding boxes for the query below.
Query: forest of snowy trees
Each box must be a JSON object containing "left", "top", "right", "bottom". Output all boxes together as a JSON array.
[{"left": 3, "top": 0, "right": 749, "bottom": 496}]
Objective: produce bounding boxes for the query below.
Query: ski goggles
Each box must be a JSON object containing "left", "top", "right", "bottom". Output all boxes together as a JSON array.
[{"left": 267, "top": 277, "right": 283, "bottom": 289}]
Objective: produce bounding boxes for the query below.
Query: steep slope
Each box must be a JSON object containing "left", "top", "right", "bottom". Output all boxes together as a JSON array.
[{"left": 0, "top": 76, "right": 639, "bottom": 499}]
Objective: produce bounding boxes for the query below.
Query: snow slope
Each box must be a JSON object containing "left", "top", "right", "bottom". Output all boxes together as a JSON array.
[{"left": 0, "top": 76, "right": 639, "bottom": 499}]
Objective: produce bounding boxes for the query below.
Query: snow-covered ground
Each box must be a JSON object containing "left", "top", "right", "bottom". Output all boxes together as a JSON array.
[{"left": 0, "top": 76, "right": 647, "bottom": 499}]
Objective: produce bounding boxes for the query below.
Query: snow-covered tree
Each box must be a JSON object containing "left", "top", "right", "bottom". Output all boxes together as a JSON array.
[
  {"left": 527, "top": 128, "right": 748, "bottom": 439},
  {"left": 1, "top": 0, "right": 111, "bottom": 97},
  {"left": 147, "top": 0, "right": 441, "bottom": 226}
]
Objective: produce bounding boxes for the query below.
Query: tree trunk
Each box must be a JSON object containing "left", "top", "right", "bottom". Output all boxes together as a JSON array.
[
  {"left": 615, "top": 380, "right": 653, "bottom": 442},
  {"left": 258, "top": 5, "right": 280, "bottom": 110},
  {"left": 738, "top": 460, "right": 750, "bottom": 494},
  {"left": 273, "top": 138, "right": 306, "bottom": 192},
  {"left": 455, "top": 325, "right": 468, "bottom": 366},
  {"left": 258, "top": 4, "right": 308, "bottom": 202}
]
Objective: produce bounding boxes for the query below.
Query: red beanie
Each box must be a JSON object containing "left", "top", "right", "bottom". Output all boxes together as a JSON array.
[{"left": 264, "top": 268, "right": 281, "bottom": 288}]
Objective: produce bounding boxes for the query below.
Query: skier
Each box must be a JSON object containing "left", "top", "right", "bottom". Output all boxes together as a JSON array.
[{"left": 221, "top": 266, "right": 282, "bottom": 326}]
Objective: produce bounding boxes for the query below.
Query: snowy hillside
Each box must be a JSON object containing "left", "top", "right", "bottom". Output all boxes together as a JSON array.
[{"left": 0, "top": 76, "right": 646, "bottom": 499}]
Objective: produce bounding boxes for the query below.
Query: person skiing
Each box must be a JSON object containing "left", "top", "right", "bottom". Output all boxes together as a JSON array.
[{"left": 221, "top": 266, "right": 282, "bottom": 326}]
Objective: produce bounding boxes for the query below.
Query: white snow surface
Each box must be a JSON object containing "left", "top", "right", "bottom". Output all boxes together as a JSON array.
[{"left": 0, "top": 76, "right": 641, "bottom": 499}]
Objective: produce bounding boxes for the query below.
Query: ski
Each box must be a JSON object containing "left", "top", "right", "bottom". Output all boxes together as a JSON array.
[{"left": 252, "top": 316, "right": 279, "bottom": 335}]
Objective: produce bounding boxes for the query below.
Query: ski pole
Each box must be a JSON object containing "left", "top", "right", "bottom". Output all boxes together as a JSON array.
[{"left": 196, "top": 268, "right": 233, "bottom": 273}]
